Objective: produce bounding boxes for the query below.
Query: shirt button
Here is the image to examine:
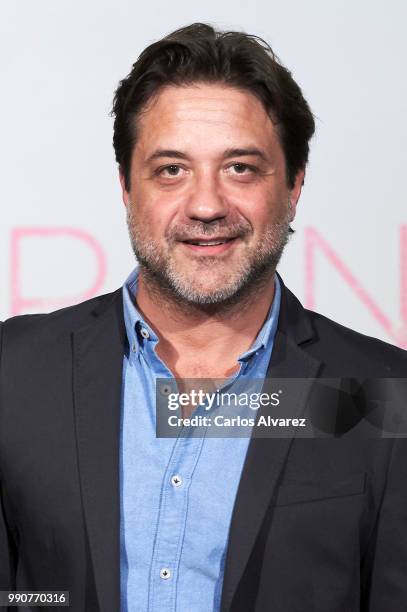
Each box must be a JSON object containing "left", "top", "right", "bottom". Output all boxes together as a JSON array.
[
  {"left": 160, "top": 567, "right": 171, "bottom": 580},
  {"left": 160, "top": 384, "right": 171, "bottom": 396},
  {"left": 131, "top": 343, "right": 137, "bottom": 353},
  {"left": 140, "top": 327, "right": 150, "bottom": 339},
  {"left": 171, "top": 474, "right": 182, "bottom": 487}
]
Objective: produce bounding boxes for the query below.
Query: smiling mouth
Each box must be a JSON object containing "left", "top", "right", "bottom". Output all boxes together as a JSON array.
[
  {"left": 182, "top": 237, "right": 237, "bottom": 246},
  {"left": 179, "top": 236, "right": 240, "bottom": 255}
]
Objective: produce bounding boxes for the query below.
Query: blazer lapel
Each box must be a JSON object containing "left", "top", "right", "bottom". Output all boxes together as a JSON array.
[
  {"left": 72, "top": 290, "right": 125, "bottom": 612},
  {"left": 220, "top": 280, "right": 322, "bottom": 612}
]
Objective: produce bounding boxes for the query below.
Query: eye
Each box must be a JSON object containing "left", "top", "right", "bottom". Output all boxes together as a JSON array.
[
  {"left": 228, "top": 163, "right": 259, "bottom": 175},
  {"left": 156, "top": 164, "right": 184, "bottom": 177}
]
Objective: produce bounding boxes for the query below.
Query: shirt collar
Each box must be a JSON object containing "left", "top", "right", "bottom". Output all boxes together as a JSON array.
[
  {"left": 237, "top": 274, "right": 281, "bottom": 362},
  {"left": 122, "top": 265, "right": 281, "bottom": 361},
  {"left": 122, "top": 267, "right": 158, "bottom": 356}
]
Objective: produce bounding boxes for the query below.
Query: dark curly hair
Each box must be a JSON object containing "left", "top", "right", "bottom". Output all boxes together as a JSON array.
[{"left": 111, "top": 22, "right": 315, "bottom": 192}]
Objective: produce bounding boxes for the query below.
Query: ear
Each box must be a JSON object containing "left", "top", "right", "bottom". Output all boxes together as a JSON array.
[
  {"left": 288, "top": 168, "right": 305, "bottom": 221},
  {"left": 119, "top": 169, "right": 129, "bottom": 208}
]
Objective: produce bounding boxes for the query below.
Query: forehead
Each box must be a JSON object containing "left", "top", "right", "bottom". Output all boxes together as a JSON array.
[{"left": 135, "top": 83, "right": 279, "bottom": 153}]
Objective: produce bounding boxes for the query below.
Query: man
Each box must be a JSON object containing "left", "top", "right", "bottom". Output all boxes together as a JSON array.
[{"left": 0, "top": 22, "right": 406, "bottom": 612}]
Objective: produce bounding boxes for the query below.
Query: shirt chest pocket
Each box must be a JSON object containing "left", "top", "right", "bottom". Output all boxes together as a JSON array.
[{"left": 273, "top": 472, "right": 366, "bottom": 507}]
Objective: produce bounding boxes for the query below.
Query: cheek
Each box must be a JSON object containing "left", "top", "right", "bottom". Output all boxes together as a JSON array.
[
  {"left": 234, "top": 196, "right": 278, "bottom": 230},
  {"left": 133, "top": 194, "right": 178, "bottom": 240},
  {"left": 226, "top": 181, "right": 287, "bottom": 222}
]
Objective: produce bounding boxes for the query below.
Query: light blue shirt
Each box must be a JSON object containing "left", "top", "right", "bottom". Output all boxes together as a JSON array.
[{"left": 120, "top": 266, "right": 281, "bottom": 611}]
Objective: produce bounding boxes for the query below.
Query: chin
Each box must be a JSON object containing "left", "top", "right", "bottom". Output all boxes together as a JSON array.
[{"left": 171, "top": 278, "right": 245, "bottom": 305}]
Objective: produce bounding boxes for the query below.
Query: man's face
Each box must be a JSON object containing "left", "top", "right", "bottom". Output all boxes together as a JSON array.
[{"left": 121, "top": 83, "right": 304, "bottom": 305}]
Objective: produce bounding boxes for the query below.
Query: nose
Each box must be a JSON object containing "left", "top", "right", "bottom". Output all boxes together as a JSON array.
[{"left": 183, "top": 170, "right": 229, "bottom": 222}]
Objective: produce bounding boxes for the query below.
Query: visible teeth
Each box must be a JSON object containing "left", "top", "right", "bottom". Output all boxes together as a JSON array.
[
  {"left": 189, "top": 240, "right": 227, "bottom": 246},
  {"left": 197, "top": 241, "right": 224, "bottom": 246}
]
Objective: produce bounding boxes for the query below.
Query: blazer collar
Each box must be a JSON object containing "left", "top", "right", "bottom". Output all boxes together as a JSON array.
[
  {"left": 274, "top": 271, "right": 315, "bottom": 346},
  {"left": 73, "top": 278, "right": 321, "bottom": 612}
]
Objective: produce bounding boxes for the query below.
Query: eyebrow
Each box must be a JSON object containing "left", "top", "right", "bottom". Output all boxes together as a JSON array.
[
  {"left": 146, "top": 147, "right": 269, "bottom": 163},
  {"left": 223, "top": 147, "right": 269, "bottom": 162}
]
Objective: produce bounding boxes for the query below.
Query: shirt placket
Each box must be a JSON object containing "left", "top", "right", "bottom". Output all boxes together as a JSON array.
[{"left": 148, "top": 430, "right": 206, "bottom": 611}]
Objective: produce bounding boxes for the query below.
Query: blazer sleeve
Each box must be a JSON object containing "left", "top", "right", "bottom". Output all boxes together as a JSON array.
[
  {"left": 0, "top": 321, "right": 17, "bottom": 593},
  {"left": 362, "top": 437, "right": 407, "bottom": 610}
]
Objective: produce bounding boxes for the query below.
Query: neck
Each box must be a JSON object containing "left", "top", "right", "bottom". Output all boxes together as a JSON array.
[{"left": 133, "top": 267, "right": 277, "bottom": 375}]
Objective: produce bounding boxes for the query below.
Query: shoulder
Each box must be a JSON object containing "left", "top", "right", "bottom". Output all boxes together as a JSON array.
[
  {"left": 305, "top": 308, "right": 407, "bottom": 376},
  {"left": 0, "top": 289, "right": 122, "bottom": 354},
  {"left": 279, "top": 278, "right": 406, "bottom": 376}
]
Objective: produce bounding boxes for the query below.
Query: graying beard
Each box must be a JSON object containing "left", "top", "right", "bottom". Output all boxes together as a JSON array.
[{"left": 126, "top": 202, "right": 292, "bottom": 309}]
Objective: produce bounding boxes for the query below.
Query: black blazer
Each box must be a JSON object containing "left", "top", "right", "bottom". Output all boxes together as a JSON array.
[{"left": 1, "top": 276, "right": 406, "bottom": 612}]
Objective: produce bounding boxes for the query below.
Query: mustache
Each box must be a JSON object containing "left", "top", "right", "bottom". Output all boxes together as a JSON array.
[{"left": 166, "top": 221, "right": 252, "bottom": 242}]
